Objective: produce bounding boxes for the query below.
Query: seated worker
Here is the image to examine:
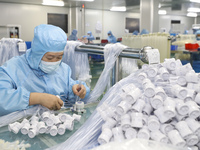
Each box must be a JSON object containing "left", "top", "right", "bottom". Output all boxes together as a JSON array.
[
  {"left": 107, "top": 31, "right": 117, "bottom": 43},
  {"left": 86, "top": 31, "right": 95, "bottom": 43},
  {"left": 132, "top": 30, "right": 139, "bottom": 35},
  {"left": 0, "top": 24, "right": 90, "bottom": 116},
  {"left": 68, "top": 29, "right": 78, "bottom": 41}
]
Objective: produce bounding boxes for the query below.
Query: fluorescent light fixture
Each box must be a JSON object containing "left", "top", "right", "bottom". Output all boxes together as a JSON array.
[
  {"left": 42, "top": 0, "right": 64, "bottom": 6},
  {"left": 190, "top": 0, "right": 200, "bottom": 3},
  {"left": 187, "top": 7, "right": 200, "bottom": 12},
  {"left": 110, "top": 6, "right": 126, "bottom": 12},
  {"left": 187, "top": 12, "right": 197, "bottom": 17},
  {"left": 158, "top": 10, "right": 167, "bottom": 15}
]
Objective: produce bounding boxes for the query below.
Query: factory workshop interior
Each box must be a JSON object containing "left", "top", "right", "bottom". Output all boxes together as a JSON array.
[{"left": 1, "top": 0, "right": 200, "bottom": 150}]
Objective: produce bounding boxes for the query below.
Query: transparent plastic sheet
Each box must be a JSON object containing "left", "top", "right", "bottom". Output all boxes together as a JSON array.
[
  {"left": 121, "top": 57, "right": 138, "bottom": 78},
  {"left": 0, "top": 38, "right": 22, "bottom": 66},
  {"left": 85, "top": 43, "right": 127, "bottom": 103},
  {"left": 62, "top": 41, "right": 92, "bottom": 87},
  {"left": 91, "top": 138, "right": 186, "bottom": 150},
  {"left": 46, "top": 70, "right": 143, "bottom": 150},
  {"left": 0, "top": 106, "right": 40, "bottom": 128}
]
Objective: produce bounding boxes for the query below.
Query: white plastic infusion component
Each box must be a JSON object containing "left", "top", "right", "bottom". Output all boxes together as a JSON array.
[
  {"left": 64, "top": 119, "right": 74, "bottom": 131},
  {"left": 175, "top": 121, "right": 193, "bottom": 139},
  {"left": 144, "top": 82, "right": 155, "bottom": 98},
  {"left": 131, "top": 112, "right": 143, "bottom": 128},
  {"left": 163, "top": 97, "right": 176, "bottom": 118},
  {"left": 186, "top": 135, "right": 198, "bottom": 146},
  {"left": 171, "top": 84, "right": 187, "bottom": 100},
  {"left": 184, "top": 89, "right": 195, "bottom": 102},
  {"left": 137, "top": 72, "right": 147, "bottom": 82},
  {"left": 177, "top": 76, "right": 187, "bottom": 86},
  {"left": 53, "top": 116, "right": 62, "bottom": 125},
  {"left": 125, "top": 88, "right": 141, "bottom": 104},
  {"left": 124, "top": 127, "right": 137, "bottom": 139},
  {"left": 155, "top": 87, "right": 167, "bottom": 100},
  {"left": 132, "top": 99, "right": 145, "bottom": 112},
  {"left": 137, "top": 126, "right": 150, "bottom": 140},
  {"left": 163, "top": 58, "right": 176, "bottom": 71},
  {"left": 142, "top": 102, "right": 153, "bottom": 115},
  {"left": 37, "top": 122, "right": 47, "bottom": 134},
  {"left": 46, "top": 114, "right": 55, "bottom": 126},
  {"left": 121, "top": 114, "right": 131, "bottom": 131},
  {"left": 112, "top": 126, "right": 124, "bottom": 142},
  {"left": 116, "top": 100, "right": 132, "bottom": 115},
  {"left": 154, "top": 107, "right": 171, "bottom": 123},
  {"left": 186, "top": 70, "right": 198, "bottom": 83},
  {"left": 147, "top": 115, "right": 160, "bottom": 132},
  {"left": 175, "top": 99, "right": 189, "bottom": 116},
  {"left": 73, "top": 114, "right": 81, "bottom": 122},
  {"left": 168, "top": 130, "right": 186, "bottom": 148},
  {"left": 151, "top": 130, "right": 169, "bottom": 144},
  {"left": 185, "top": 118, "right": 200, "bottom": 134},
  {"left": 58, "top": 113, "right": 74, "bottom": 123},
  {"left": 158, "top": 67, "right": 170, "bottom": 81},
  {"left": 8, "top": 122, "right": 22, "bottom": 134},
  {"left": 58, "top": 124, "right": 66, "bottom": 135},
  {"left": 50, "top": 125, "right": 58, "bottom": 136},
  {"left": 21, "top": 122, "right": 30, "bottom": 135},
  {"left": 160, "top": 123, "right": 174, "bottom": 135},
  {"left": 28, "top": 126, "right": 38, "bottom": 138},
  {"left": 150, "top": 95, "right": 163, "bottom": 109},
  {"left": 74, "top": 101, "right": 85, "bottom": 113},
  {"left": 41, "top": 111, "right": 50, "bottom": 122},
  {"left": 147, "top": 67, "right": 158, "bottom": 78},
  {"left": 194, "top": 93, "right": 200, "bottom": 105},
  {"left": 98, "top": 128, "right": 113, "bottom": 145},
  {"left": 185, "top": 101, "right": 200, "bottom": 119},
  {"left": 102, "top": 117, "right": 117, "bottom": 130}
]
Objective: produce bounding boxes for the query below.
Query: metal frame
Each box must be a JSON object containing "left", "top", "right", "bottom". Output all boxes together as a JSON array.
[{"left": 75, "top": 45, "right": 153, "bottom": 85}]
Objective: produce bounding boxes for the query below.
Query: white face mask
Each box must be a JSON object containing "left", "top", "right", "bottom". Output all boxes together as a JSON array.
[{"left": 39, "top": 60, "right": 61, "bottom": 73}]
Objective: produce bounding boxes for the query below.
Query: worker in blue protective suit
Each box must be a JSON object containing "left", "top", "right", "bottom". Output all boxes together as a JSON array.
[
  {"left": 87, "top": 31, "right": 95, "bottom": 42},
  {"left": 132, "top": 30, "right": 139, "bottom": 35},
  {"left": 68, "top": 29, "right": 78, "bottom": 41},
  {"left": 107, "top": 31, "right": 117, "bottom": 43},
  {"left": 140, "top": 29, "right": 149, "bottom": 35},
  {"left": 196, "top": 30, "right": 200, "bottom": 41},
  {"left": 0, "top": 24, "right": 90, "bottom": 116}
]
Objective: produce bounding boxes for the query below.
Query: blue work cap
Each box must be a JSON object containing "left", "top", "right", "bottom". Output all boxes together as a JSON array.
[
  {"left": 72, "top": 29, "right": 77, "bottom": 35},
  {"left": 26, "top": 24, "right": 67, "bottom": 70}
]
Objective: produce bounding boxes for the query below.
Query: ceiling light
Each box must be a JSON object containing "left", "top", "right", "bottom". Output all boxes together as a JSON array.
[
  {"left": 42, "top": 0, "right": 64, "bottom": 6},
  {"left": 110, "top": 6, "right": 126, "bottom": 12},
  {"left": 187, "top": 12, "right": 197, "bottom": 17},
  {"left": 190, "top": 0, "right": 200, "bottom": 3},
  {"left": 187, "top": 7, "right": 200, "bottom": 12},
  {"left": 158, "top": 10, "right": 167, "bottom": 15}
]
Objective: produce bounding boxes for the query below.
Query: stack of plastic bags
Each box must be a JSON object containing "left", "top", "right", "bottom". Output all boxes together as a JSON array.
[
  {"left": 0, "top": 38, "right": 22, "bottom": 66},
  {"left": 62, "top": 41, "right": 92, "bottom": 88},
  {"left": 8, "top": 107, "right": 81, "bottom": 138},
  {"left": 48, "top": 58, "right": 200, "bottom": 150}
]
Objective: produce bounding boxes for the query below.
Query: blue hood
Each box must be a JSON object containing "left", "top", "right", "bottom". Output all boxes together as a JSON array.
[
  {"left": 107, "top": 31, "right": 117, "bottom": 43},
  {"left": 72, "top": 29, "right": 77, "bottom": 35},
  {"left": 87, "top": 31, "right": 95, "bottom": 41},
  {"left": 26, "top": 24, "right": 67, "bottom": 70}
]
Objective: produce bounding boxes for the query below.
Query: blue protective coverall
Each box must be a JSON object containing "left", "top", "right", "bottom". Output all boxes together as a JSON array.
[
  {"left": 140, "top": 29, "right": 149, "bottom": 35},
  {"left": 68, "top": 29, "right": 78, "bottom": 41},
  {"left": 86, "top": 31, "right": 95, "bottom": 41},
  {"left": 107, "top": 31, "right": 117, "bottom": 43},
  {"left": 0, "top": 24, "right": 90, "bottom": 116}
]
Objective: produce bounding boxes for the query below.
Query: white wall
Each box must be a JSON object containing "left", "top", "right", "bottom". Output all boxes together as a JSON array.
[
  {"left": 159, "top": 15, "right": 195, "bottom": 33},
  {"left": 0, "top": 3, "right": 69, "bottom": 41},
  {"left": 85, "top": 9, "right": 140, "bottom": 40}
]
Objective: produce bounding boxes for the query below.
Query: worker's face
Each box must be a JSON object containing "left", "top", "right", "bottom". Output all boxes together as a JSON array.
[
  {"left": 42, "top": 51, "right": 64, "bottom": 62},
  {"left": 108, "top": 34, "right": 111, "bottom": 36}
]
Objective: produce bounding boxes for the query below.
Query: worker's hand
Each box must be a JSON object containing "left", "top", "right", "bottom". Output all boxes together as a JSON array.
[
  {"left": 29, "top": 93, "right": 63, "bottom": 111},
  {"left": 72, "top": 84, "right": 86, "bottom": 99}
]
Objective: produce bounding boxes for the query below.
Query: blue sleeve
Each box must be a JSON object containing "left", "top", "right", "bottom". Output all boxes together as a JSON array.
[
  {"left": 67, "top": 67, "right": 90, "bottom": 101},
  {"left": 0, "top": 70, "right": 30, "bottom": 116}
]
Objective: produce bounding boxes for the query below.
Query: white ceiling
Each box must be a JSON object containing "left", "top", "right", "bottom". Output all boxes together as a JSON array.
[{"left": 0, "top": 0, "right": 199, "bottom": 16}]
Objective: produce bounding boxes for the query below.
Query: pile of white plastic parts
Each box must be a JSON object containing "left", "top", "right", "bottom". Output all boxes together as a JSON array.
[
  {"left": 8, "top": 109, "right": 81, "bottom": 138},
  {"left": 0, "top": 139, "right": 31, "bottom": 150},
  {"left": 50, "top": 58, "right": 200, "bottom": 150}
]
